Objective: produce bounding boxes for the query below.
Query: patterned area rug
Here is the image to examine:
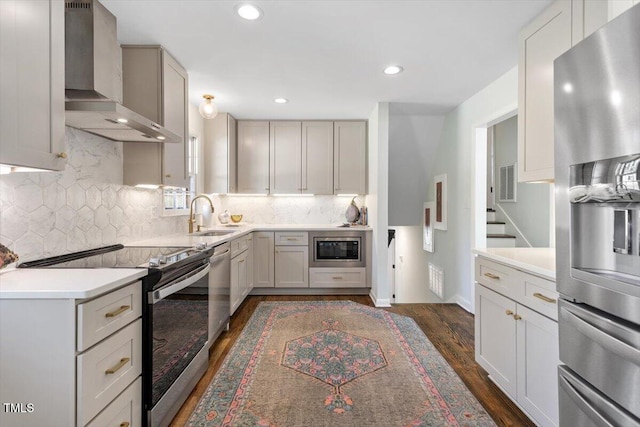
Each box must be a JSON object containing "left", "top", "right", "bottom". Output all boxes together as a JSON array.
[{"left": 188, "top": 301, "right": 496, "bottom": 426}]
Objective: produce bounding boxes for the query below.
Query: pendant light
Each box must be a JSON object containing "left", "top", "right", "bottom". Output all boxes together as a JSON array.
[{"left": 199, "top": 94, "right": 218, "bottom": 119}]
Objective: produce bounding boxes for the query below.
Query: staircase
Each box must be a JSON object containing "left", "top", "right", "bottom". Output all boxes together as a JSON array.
[{"left": 486, "top": 208, "right": 516, "bottom": 247}]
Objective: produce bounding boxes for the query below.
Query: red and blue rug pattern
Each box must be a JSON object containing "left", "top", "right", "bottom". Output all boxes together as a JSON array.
[{"left": 188, "top": 301, "right": 496, "bottom": 426}]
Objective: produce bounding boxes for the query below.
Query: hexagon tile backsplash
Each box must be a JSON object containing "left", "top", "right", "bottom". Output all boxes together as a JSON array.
[{"left": 0, "top": 128, "right": 185, "bottom": 262}]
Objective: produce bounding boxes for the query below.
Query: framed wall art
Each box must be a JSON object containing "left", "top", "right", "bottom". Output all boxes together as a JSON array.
[
  {"left": 423, "top": 201, "right": 435, "bottom": 252},
  {"left": 434, "top": 173, "right": 447, "bottom": 230}
]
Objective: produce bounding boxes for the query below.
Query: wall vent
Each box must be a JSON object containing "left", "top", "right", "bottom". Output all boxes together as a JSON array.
[
  {"left": 499, "top": 164, "right": 517, "bottom": 202},
  {"left": 65, "top": 1, "right": 92, "bottom": 9},
  {"left": 428, "top": 263, "right": 444, "bottom": 299}
]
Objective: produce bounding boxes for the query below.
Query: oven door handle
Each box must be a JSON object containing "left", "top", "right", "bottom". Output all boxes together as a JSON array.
[{"left": 151, "top": 263, "right": 210, "bottom": 304}]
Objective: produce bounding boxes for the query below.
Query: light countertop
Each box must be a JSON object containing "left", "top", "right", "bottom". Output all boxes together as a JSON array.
[
  {"left": 472, "top": 247, "right": 556, "bottom": 280},
  {"left": 128, "top": 223, "right": 371, "bottom": 248},
  {"left": 0, "top": 267, "right": 147, "bottom": 300}
]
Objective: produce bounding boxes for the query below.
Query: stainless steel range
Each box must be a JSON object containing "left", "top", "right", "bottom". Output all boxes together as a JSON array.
[
  {"left": 18, "top": 243, "right": 215, "bottom": 427},
  {"left": 554, "top": 5, "right": 640, "bottom": 426}
]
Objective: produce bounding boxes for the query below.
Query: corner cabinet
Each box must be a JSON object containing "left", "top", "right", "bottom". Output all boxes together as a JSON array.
[
  {"left": 204, "top": 113, "right": 237, "bottom": 194},
  {"left": 237, "top": 121, "right": 270, "bottom": 194},
  {"left": 122, "top": 45, "right": 189, "bottom": 188},
  {"left": 334, "top": 121, "right": 366, "bottom": 194},
  {"left": 475, "top": 256, "right": 560, "bottom": 427},
  {"left": 0, "top": 0, "right": 66, "bottom": 171}
]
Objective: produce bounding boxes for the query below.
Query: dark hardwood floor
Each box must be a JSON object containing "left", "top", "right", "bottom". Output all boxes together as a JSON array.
[{"left": 170, "top": 295, "right": 535, "bottom": 426}]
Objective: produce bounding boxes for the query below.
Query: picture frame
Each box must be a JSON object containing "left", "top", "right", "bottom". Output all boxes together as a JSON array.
[
  {"left": 423, "top": 201, "right": 435, "bottom": 252},
  {"left": 434, "top": 174, "right": 447, "bottom": 230}
]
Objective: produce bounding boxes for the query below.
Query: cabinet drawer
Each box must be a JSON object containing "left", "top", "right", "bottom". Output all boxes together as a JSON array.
[
  {"left": 520, "top": 272, "right": 559, "bottom": 321},
  {"left": 85, "top": 376, "right": 141, "bottom": 427},
  {"left": 77, "top": 281, "right": 142, "bottom": 351},
  {"left": 309, "top": 268, "right": 366, "bottom": 288},
  {"left": 274, "top": 231, "right": 308, "bottom": 246},
  {"left": 230, "top": 234, "right": 252, "bottom": 258},
  {"left": 77, "top": 319, "right": 142, "bottom": 426},
  {"left": 476, "top": 258, "right": 519, "bottom": 301}
]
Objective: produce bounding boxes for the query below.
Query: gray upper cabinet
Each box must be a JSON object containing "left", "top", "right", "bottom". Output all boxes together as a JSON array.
[
  {"left": 270, "top": 121, "right": 303, "bottom": 194},
  {"left": 0, "top": 0, "right": 66, "bottom": 171},
  {"left": 121, "top": 45, "right": 189, "bottom": 188},
  {"left": 302, "top": 121, "right": 334, "bottom": 195},
  {"left": 334, "top": 121, "right": 366, "bottom": 194},
  {"left": 204, "top": 113, "right": 237, "bottom": 194},
  {"left": 237, "top": 121, "right": 270, "bottom": 194}
]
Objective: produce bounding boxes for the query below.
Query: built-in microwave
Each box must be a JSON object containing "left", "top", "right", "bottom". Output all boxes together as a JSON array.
[{"left": 309, "top": 231, "right": 365, "bottom": 268}]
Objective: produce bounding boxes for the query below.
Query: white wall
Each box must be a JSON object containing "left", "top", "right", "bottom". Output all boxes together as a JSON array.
[
  {"left": 367, "top": 102, "right": 391, "bottom": 307},
  {"left": 425, "top": 67, "right": 519, "bottom": 312},
  {"left": 493, "top": 115, "right": 551, "bottom": 247},
  {"left": 388, "top": 111, "right": 445, "bottom": 303}
]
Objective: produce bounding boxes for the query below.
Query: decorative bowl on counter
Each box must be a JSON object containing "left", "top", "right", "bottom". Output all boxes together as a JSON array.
[{"left": 230, "top": 214, "right": 243, "bottom": 223}]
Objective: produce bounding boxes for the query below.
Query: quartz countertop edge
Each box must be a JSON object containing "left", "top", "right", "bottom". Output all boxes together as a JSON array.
[
  {"left": 128, "top": 224, "right": 372, "bottom": 247},
  {"left": 472, "top": 247, "right": 556, "bottom": 281},
  {"left": 0, "top": 268, "right": 148, "bottom": 299}
]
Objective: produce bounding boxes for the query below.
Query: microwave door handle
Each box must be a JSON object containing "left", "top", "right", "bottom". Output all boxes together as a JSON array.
[{"left": 151, "top": 263, "right": 210, "bottom": 304}]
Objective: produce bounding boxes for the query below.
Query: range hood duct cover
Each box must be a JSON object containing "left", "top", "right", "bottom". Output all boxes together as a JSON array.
[{"left": 64, "top": 0, "right": 180, "bottom": 144}]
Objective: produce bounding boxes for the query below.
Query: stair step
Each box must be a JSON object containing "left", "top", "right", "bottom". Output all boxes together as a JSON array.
[
  {"left": 487, "top": 208, "right": 496, "bottom": 212},
  {"left": 487, "top": 234, "right": 516, "bottom": 248},
  {"left": 487, "top": 221, "right": 505, "bottom": 225},
  {"left": 487, "top": 234, "right": 516, "bottom": 239}
]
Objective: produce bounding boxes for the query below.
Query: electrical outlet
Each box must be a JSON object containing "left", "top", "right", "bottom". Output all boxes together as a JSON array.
[
  {"left": 399, "top": 255, "right": 404, "bottom": 263},
  {"left": 151, "top": 206, "right": 159, "bottom": 217}
]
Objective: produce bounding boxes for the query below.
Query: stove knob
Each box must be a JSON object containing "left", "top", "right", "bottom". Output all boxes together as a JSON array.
[
  {"left": 149, "top": 257, "right": 160, "bottom": 267},
  {"left": 196, "top": 242, "right": 207, "bottom": 250},
  {"left": 158, "top": 256, "right": 167, "bottom": 264}
]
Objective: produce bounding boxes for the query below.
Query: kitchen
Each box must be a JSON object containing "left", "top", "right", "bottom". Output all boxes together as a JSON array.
[{"left": 1, "top": 1, "right": 639, "bottom": 427}]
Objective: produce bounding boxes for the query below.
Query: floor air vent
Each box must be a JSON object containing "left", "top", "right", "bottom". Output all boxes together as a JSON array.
[{"left": 428, "top": 263, "right": 444, "bottom": 299}]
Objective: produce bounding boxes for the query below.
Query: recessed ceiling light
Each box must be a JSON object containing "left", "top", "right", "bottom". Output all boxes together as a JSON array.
[
  {"left": 274, "top": 98, "right": 288, "bottom": 104},
  {"left": 116, "top": 118, "right": 128, "bottom": 124},
  {"left": 236, "top": 4, "right": 263, "bottom": 20},
  {"left": 156, "top": 136, "right": 166, "bottom": 141},
  {"left": 383, "top": 65, "right": 404, "bottom": 75}
]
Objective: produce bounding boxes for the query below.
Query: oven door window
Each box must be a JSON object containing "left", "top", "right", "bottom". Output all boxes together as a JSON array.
[
  {"left": 151, "top": 265, "right": 209, "bottom": 406},
  {"left": 316, "top": 240, "right": 360, "bottom": 261}
]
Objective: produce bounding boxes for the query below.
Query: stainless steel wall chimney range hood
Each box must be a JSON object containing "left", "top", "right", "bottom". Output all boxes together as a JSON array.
[{"left": 64, "top": 0, "right": 181, "bottom": 143}]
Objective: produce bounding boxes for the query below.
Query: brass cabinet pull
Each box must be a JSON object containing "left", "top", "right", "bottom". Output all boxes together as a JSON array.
[
  {"left": 105, "top": 305, "right": 130, "bottom": 318},
  {"left": 513, "top": 314, "right": 522, "bottom": 321},
  {"left": 484, "top": 272, "right": 500, "bottom": 280},
  {"left": 286, "top": 238, "right": 297, "bottom": 241},
  {"left": 505, "top": 310, "right": 514, "bottom": 316},
  {"left": 120, "top": 422, "right": 130, "bottom": 427},
  {"left": 56, "top": 152, "right": 67, "bottom": 159},
  {"left": 239, "top": 259, "right": 245, "bottom": 263},
  {"left": 533, "top": 292, "right": 557, "bottom": 304},
  {"left": 105, "top": 357, "right": 130, "bottom": 374},
  {"left": 332, "top": 276, "right": 343, "bottom": 280},
  {"left": 165, "top": 174, "right": 172, "bottom": 178}
]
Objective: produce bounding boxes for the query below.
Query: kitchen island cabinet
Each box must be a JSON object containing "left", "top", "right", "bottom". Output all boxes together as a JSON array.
[
  {"left": 474, "top": 251, "right": 559, "bottom": 427},
  {"left": 0, "top": 269, "right": 146, "bottom": 427},
  {"left": 122, "top": 45, "right": 189, "bottom": 188},
  {"left": 0, "top": 0, "right": 66, "bottom": 172}
]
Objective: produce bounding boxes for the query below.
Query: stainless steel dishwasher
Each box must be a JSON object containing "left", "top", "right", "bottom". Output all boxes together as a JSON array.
[{"left": 208, "top": 242, "right": 231, "bottom": 346}]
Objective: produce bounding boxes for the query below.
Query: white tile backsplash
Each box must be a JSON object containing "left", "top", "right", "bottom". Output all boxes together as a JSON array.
[{"left": 0, "top": 127, "right": 366, "bottom": 263}]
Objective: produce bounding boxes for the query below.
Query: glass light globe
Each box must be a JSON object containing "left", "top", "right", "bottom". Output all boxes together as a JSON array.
[{"left": 199, "top": 95, "right": 218, "bottom": 119}]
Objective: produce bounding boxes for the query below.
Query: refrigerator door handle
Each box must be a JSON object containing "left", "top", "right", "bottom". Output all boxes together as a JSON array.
[
  {"left": 561, "top": 305, "right": 640, "bottom": 363},
  {"left": 559, "top": 373, "right": 612, "bottom": 427}
]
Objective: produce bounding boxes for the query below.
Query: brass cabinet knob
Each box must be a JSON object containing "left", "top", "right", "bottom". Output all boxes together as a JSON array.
[
  {"left": 513, "top": 314, "right": 522, "bottom": 321},
  {"left": 505, "top": 310, "right": 514, "bottom": 316},
  {"left": 165, "top": 174, "right": 171, "bottom": 178},
  {"left": 56, "top": 152, "right": 67, "bottom": 159}
]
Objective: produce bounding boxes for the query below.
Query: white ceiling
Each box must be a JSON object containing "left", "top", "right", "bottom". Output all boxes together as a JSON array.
[{"left": 102, "top": 0, "right": 551, "bottom": 120}]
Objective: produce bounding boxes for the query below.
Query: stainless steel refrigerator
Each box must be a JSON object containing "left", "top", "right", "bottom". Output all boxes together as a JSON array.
[{"left": 554, "top": 4, "right": 640, "bottom": 426}]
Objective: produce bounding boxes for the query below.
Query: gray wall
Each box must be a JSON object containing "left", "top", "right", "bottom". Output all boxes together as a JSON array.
[{"left": 493, "top": 115, "right": 551, "bottom": 247}]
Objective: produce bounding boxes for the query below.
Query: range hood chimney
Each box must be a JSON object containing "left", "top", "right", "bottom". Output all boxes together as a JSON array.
[{"left": 64, "top": 0, "right": 180, "bottom": 143}]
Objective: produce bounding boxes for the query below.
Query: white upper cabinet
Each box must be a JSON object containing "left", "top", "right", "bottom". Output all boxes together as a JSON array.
[
  {"left": 237, "top": 121, "right": 270, "bottom": 194},
  {"left": 270, "top": 121, "right": 303, "bottom": 194},
  {"left": 302, "top": 121, "right": 334, "bottom": 195},
  {"left": 574, "top": 0, "right": 639, "bottom": 39},
  {"left": 518, "top": 0, "right": 573, "bottom": 183},
  {"left": 204, "top": 113, "right": 237, "bottom": 194},
  {"left": 334, "top": 121, "right": 366, "bottom": 194},
  {"left": 122, "top": 46, "right": 189, "bottom": 188},
  {"left": 0, "top": 0, "right": 66, "bottom": 171}
]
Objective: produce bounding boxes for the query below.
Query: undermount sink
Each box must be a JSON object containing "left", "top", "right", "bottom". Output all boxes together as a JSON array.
[{"left": 196, "top": 230, "right": 235, "bottom": 237}]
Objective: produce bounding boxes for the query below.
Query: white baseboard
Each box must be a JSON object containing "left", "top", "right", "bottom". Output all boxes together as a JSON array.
[
  {"left": 368, "top": 289, "right": 392, "bottom": 307},
  {"left": 250, "top": 288, "right": 370, "bottom": 296},
  {"left": 453, "top": 295, "right": 473, "bottom": 313}
]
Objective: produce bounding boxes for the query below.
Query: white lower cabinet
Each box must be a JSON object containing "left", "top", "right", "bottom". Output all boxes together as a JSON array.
[
  {"left": 309, "top": 268, "right": 366, "bottom": 288},
  {"left": 475, "top": 256, "right": 559, "bottom": 427},
  {"left": 0, "top": 280, "right": 142, "bottom": 427},
  {"left": 275, "top": 246, "right": 309, "bottom": 288},
  {"left": 230, "top": 234, "right": 253, "bottom": 315}
]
